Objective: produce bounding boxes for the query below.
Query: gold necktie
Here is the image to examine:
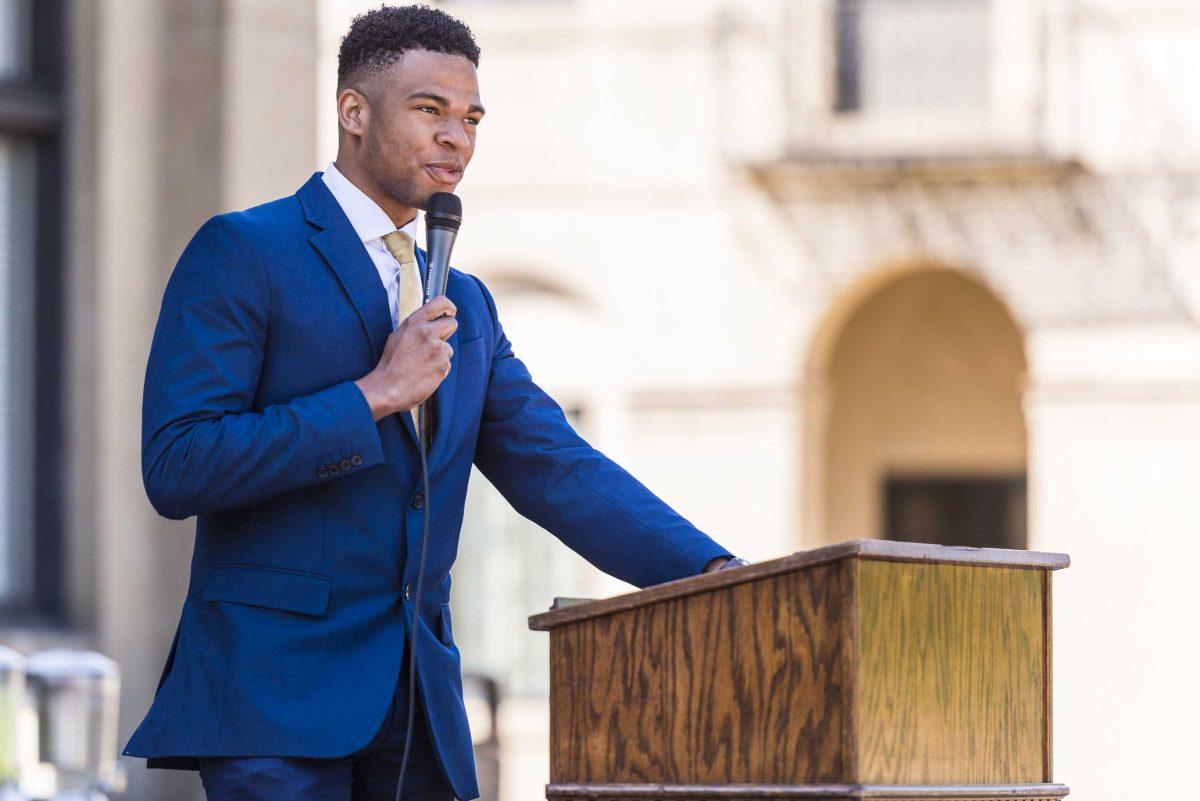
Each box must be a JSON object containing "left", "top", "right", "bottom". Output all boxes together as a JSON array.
[{"left": 382, "top": 229, "right": 423, "bottom": 431}]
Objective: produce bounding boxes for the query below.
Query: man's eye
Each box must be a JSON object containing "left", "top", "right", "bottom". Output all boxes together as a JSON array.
[
  {"left": 465, "top": 117, "right": 480, "bottom": 126},
  {"left": 418, "top": 106, "right": 438, "bottom": 115}
]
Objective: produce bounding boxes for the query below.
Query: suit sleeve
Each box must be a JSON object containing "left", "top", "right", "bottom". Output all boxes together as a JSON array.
[
  {"left": 468, "top": 274, "right": 733, "bottom": 589},
  {"left": 141, "top": 214, "right": 385, "bottom": 520}
]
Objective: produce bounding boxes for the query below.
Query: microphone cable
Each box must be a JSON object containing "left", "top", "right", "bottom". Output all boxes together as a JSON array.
[{"left": 394, "top": 398, "right": 433, "bottom": 801}]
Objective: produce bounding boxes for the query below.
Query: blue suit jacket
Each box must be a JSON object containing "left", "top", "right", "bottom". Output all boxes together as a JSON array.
[{"left": 121, "top": 172, "right": 733, "bottom": 800}]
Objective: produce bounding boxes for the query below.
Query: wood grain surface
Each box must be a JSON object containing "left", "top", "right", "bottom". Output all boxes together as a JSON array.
[
  {"left": 544, "top": 781, "right": 1070, "bottom": 799},
  {"left": 550, "top": 562, "right": 856, "bottom": 785},
  {"left": 855, "top": 561, "right": 1046, "bottom": 784}
]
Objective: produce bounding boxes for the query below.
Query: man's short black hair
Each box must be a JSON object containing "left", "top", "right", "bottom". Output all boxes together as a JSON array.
[{"left": 337, "top": 4, "right": 480, "bottom": 90}]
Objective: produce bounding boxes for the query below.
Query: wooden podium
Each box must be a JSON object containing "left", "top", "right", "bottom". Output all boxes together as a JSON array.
[{"left": 529, "top": 539, "right": 1069, "bottom": 800}]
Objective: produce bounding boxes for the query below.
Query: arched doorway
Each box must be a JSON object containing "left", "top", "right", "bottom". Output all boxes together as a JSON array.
[{"left": 805, "top": 266, "right": 1028, "bottom": 548}]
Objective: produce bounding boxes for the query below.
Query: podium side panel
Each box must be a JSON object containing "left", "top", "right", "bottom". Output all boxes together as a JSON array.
[{"left": 855, "top": 560, "right": 1046, "bottom": 784}]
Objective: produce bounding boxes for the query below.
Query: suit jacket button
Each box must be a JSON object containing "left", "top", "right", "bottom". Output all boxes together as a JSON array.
[
  {"left": 340, "top": 458, "right": 352, "bottom": 470},
  {"left": 317, "top": 466, "right": 329, "bottom": 478},
  {"left": 329, "top": 463, "right": 341, "bottom": 475},
  {"left": 404, "top": 583, "right": 412, "bottom": 600},
  {"left": 412, "top": 493, "right": 425, "bottom": 510},
  {"left": 351, "top": 454, "right": 363, "bottom": 466}
]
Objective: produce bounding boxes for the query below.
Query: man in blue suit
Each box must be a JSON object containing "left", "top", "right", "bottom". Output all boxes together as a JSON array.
[{"left": 122, "top": 5, "right": 744, "bottom": 800}]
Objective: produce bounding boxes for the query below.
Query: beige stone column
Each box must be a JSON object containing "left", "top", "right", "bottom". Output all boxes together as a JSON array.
[{"left": 72, "top": 2, "right": 317, "bottom": 799}]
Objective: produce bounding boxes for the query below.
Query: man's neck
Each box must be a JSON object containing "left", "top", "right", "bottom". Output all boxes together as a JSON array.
[{"left": 332, "top": 157, "right": 417, "bottom": 229}]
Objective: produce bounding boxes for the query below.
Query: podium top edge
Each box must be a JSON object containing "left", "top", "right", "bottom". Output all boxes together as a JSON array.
[{"left": 529, "top": 539, "right": 1069, "bottom": 631}]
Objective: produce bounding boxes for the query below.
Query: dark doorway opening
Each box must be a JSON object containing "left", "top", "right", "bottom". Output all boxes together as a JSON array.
[{"left": 885, "top": 475, "right": 1026, "bottom": 550}]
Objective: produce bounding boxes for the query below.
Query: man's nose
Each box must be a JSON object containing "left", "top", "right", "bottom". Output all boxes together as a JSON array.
[{"left": 435, "top": 119, "right": 471, "bottom": 150}]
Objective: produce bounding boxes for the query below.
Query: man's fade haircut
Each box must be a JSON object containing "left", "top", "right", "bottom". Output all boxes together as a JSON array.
[{"left": 337, "top": 3, "right": 480, "bottom": 91}]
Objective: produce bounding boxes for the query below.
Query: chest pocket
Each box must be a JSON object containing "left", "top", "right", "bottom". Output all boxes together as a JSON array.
[{"left": 455, "top": 334, "right": 487, "bottom": 368}]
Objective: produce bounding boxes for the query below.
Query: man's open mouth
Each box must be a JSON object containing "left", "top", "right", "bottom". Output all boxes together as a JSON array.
[{"left": 425, "top": 164, "right": 463, "bottom": 184}]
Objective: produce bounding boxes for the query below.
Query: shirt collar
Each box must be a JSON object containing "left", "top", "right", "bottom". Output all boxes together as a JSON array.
[{"left": 321, "top": 160, "right": 421, "bottom": 251}]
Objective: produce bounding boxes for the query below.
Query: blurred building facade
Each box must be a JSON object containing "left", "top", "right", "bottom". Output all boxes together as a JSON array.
[
  {"left": 1, "top": 2, "right": 320, "bottom": 799},
  {"left": 1, "top": 1, "right": 1197, "bottom": 800}
]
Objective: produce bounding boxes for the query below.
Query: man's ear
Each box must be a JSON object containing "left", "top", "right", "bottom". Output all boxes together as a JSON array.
[{"left": 337, "top": 87, "right": 369, "bottom": 137}]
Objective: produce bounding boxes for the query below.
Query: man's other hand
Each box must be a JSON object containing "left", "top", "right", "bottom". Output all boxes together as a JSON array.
[{"left": 702, "top": 556, "right": 750, "bottom": 574}]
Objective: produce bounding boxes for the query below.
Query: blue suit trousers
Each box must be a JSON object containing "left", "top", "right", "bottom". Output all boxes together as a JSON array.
[{"left": 197, "top": 640, "right": 455, "bottom": 801}]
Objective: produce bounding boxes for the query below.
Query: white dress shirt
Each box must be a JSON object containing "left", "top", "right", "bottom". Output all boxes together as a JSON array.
[{"left": 321, "top": 160, "right": 424, "bottom": 330}]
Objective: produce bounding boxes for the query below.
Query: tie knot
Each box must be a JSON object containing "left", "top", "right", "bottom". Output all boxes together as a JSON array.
[{"left": 382, "top": 230, "right": 415, "bottom": 266}]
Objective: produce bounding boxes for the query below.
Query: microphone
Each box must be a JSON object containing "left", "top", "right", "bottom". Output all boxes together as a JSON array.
[
  {"left": 418, "top": 192, "right": 461, "bottom": 452},
  {"left": 423, "top": 191, "right": 462, "bottom": 303}
]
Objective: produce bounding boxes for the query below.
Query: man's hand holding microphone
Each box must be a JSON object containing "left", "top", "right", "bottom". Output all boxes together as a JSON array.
[{"left": 354, "top": 296, "right": 457, "bottom": 422}]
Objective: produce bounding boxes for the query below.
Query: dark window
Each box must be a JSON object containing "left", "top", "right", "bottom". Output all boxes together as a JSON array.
[
  {"left": 885, "top": 475, "right": 1026, "bottom": 550},
  {"left": 0, "top": 0, "right": 66, "bottom": 621},
  {"left": 835, "top": 0, "right": 990, "bottom": 114},
  {"left": 834, "top": 0, "right": 862, "bottom": 112}
]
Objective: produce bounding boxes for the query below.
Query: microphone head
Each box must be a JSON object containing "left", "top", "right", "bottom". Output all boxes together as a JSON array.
[{"left": 425, "top": 192, "right": 462, "bottom": 231}]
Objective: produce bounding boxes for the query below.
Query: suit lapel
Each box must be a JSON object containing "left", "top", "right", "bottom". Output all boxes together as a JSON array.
[{"left": 298, "top": 173, "right": 393, "bottom": 361}]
